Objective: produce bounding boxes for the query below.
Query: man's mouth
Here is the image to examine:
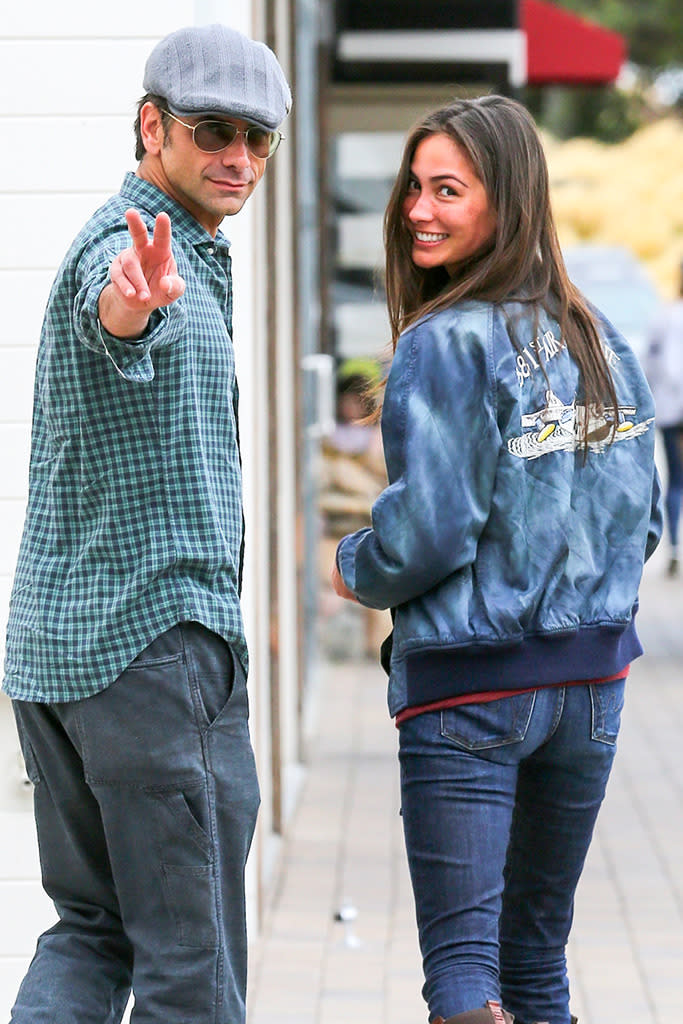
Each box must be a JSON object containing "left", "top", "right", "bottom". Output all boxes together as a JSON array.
[{"left": 209, "top": 178, "right": 251, "bottom": 189}]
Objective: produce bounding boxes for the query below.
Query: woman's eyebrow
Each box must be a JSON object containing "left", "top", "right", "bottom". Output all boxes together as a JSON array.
[
  {"left": 429, "top": 173, "right": 469, "bottom": 188},
  {"left": 410, "top": 168, "right": 469, "bottom": 188}
]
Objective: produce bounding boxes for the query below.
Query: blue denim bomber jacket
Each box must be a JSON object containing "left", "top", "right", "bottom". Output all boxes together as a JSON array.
[{"left": 337, "top": 300, "right": 663, "bottom": 717}]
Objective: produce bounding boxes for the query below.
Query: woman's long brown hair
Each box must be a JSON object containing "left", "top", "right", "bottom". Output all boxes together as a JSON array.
[{"left": 381, "top": 95, "right": 619, "bottom": 450}]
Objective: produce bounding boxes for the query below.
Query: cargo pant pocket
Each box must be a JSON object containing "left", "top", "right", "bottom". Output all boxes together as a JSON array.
[{"left": 156, "top": 786, "right": 219, "bottom": 949}]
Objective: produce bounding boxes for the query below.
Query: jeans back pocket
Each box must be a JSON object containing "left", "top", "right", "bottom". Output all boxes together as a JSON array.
[{"left": 441, "top": 691, "right": 536, "bottom": 751}]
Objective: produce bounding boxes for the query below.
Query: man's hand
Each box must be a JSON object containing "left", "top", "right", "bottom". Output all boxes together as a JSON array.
[
  {"left": 331, "top": 560, "right": 358, "bottom": 602},
  {"left": 98, "top": 210, "right": 186, "bottom": 339}
]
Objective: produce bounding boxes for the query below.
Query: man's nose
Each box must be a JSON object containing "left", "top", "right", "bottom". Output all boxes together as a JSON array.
[{"left": 222, "top": 133, "right": 251, "bottom": 168}]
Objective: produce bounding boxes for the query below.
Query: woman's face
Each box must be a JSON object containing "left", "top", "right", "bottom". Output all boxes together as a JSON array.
[{"left": 402, "top": 132, "right": 496, "bottom": 275}]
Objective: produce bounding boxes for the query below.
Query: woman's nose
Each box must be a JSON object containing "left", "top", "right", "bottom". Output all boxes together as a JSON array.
[{"left": 407, "top": 192, "right": 433, "bottom": 221}]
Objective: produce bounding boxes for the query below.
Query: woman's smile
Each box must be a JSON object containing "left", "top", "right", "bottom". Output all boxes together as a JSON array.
[{"left": 414, "top": 231, "right": 449, "bottom": 243}]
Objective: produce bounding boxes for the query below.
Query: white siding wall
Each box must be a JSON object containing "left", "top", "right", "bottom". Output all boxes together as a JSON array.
[{"left": 0, "top": 0, "right": 302, "bottom": 1011}]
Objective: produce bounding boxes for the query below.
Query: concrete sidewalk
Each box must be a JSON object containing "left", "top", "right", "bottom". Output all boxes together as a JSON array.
[{"left": 247, "top": 546, "right": 683, "bottom": 1024}]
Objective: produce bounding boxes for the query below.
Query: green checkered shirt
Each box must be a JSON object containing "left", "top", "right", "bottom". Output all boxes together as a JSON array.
[{"left": 3, "top": 173, "right": 248, "bottom": 702}]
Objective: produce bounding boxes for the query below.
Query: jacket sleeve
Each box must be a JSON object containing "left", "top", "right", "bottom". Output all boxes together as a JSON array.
[{"left": 337, "top": 310, "right": 501, "bottom": 610}]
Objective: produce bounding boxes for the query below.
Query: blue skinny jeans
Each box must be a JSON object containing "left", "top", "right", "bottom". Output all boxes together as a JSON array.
[{"left": 398, "top": 679, "right": 625, "bottom": 1024}]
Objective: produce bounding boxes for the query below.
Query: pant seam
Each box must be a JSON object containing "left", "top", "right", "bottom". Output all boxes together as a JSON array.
[{"left": 178, "top": 623, "right": 224, "bottom": 1023}]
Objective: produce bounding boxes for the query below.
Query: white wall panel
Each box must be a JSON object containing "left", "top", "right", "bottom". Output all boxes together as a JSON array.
[
  {"left": 2, "top": 118, "right": 134, "bottom": 194},
  {"left": 0, "top": 272, "right": 53, "bottom": 345},
  {"left": 3, "top": 1, "right": 193, "bottom": 37},
  {"left": 0, "top": 579, "right": 11, "bottom": 648},
  {"left": 0, "top": 350, "right": 36, "bottom": 424},
  {"left": 0, "top": 41, "right": 155, "bottom": 116},
  {"left": 0, "top": 883, "right": 57, "bottom": 956},
  {"left": 0, "top": 814, "right": 41, "bottom": 878},
  {"left": 0, "top": 503, "right": 26, "bottom": 578},
  {"left": 0, "top": 195, "right": 112, "bottom": 270},
  {"left": 0, "top": 426, "right": 31, "bottom": 500}
]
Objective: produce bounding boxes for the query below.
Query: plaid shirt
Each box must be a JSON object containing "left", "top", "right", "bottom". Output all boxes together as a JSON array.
[{"left": 3, "top": 173, "right": 248, "bottom": 701}]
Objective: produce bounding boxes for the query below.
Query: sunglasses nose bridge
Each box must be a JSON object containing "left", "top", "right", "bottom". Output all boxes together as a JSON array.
[{"left": 223, "top": 130, "right": 251, "bottom": 159}]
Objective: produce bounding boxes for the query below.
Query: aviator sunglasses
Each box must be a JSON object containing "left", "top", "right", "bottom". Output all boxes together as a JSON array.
[{"left": 163, "top": 110, "right": 283, "bottom": 158}]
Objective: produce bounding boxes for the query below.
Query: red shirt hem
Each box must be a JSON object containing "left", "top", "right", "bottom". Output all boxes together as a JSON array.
[{"left": 394, "top": 667, "right": 630, "bottom": 726}]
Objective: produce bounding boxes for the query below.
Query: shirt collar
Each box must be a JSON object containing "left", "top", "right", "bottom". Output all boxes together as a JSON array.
[{"left": 119, "top": 172, "right": 231, "bottom": 251}]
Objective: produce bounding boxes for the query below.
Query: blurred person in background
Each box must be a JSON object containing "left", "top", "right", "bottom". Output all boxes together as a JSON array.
[
  {"left": 328, "top": 364, "right": 386, "bottom": 472},
  {"left": 332, "top": 95, "right": 662, "bottom": 1024},
  {"left": 643, "top": 261, "right": 683, "bottom": 576}
]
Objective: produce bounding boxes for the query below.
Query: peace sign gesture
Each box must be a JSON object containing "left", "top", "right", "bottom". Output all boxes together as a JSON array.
[
  {"left": 99, "top": 209, "right": 186, "bottom": 339},
  {"left": 110, "top": 209, "right": 185, "bottom": 306}
]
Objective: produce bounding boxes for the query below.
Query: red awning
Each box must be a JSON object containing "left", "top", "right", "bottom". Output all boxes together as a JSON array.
[{"left": 522, "top": 0, "right": 626, "bottom": 85}]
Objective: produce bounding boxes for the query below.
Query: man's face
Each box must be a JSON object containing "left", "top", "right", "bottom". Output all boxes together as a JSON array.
[{"left": 138, "top": 105, "right": 268, "bottom": 235}]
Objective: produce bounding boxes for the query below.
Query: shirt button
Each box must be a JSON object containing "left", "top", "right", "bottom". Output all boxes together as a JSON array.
[{"left": 207, "top": 247, "right": 215, "bottom": 255}]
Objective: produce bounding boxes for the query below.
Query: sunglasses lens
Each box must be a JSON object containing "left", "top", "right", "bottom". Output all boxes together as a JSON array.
[
  {"left": 193, "top": 121, "right": 238, "bottom": 153},
  {"left": 246, "top": 127, "right": 279, "bottom": 158}
]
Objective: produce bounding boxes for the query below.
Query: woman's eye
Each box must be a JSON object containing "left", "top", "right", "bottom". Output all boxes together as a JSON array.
[{"left": 439, "top": 185, "right": 457, "bottom": 197}]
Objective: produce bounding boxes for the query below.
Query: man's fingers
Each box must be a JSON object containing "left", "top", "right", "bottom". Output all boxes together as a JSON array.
[
  {"left": 159, "top": 273, "right": 186, "bottom": 301},
  {"left": 113, "top": 210, "right": 178, "bottom": 304},
  {"left": 125, "top": 210, "right": 173, "bottom": 257},
  {"left": 151, "top": 212, "right": 172, "bottom": 254},
  {"left": 124, "top": 208, "right": 151, "bottom": 254},
  {"left": 111, "top": 250, "right": 151, "bottom": 301}
]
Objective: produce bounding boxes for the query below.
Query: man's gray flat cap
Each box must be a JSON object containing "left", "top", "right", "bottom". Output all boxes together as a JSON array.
[{"left": 143, "top": 23, "right": 292, "bottom": 130}]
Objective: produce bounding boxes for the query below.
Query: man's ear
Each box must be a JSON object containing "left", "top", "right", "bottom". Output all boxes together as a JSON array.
[{"left": 139, "top": 102, "right": 166, "bottom": 156}]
